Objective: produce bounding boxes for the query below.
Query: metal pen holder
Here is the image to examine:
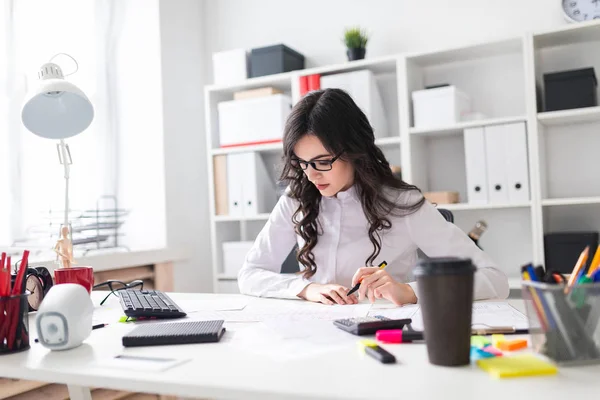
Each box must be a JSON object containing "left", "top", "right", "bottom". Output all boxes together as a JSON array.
[
  {"left": 522, "top": 281, "right": 600, "bottom": 366},
  {"left": 0, "top": 294, "right": 30, "bottom": 354}
]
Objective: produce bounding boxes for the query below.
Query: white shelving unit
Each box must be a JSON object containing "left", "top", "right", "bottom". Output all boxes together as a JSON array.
[
  {"left": 204, "top": 21, "right": 600, "bottom": 293},
  {"left": 408, "top": 115, "right": 527, "bottom": 137}
]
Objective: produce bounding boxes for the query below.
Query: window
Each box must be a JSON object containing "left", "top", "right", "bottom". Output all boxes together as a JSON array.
[
  {"left": 1, "top": 0, "right": 166, "bottom": 258},
  {"left": 2, "top": 0, "right": 116, "bottom": 254}
]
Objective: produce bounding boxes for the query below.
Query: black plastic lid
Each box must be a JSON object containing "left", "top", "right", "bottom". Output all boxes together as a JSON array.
[
  {"left": 414, "top": 257, "right": 475, "bottom": 276},
  {"left": 251, "top": 44, "right": 304, "bottom": 59},
  {"left": 544, "top": 67, "right": 597, "bottom": 86}
]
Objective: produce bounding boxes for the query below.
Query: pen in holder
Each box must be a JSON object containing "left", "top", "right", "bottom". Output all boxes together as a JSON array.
[
  {"left": 0, "top": 293, "right": 31, "bottom": 354},
  {"left": 522, "top": 280, "right": 600, "bottom": 365}
]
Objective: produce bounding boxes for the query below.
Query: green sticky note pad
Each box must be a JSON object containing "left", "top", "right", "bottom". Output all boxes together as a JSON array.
[
  {"left": 477, "top": 354, "right": 558, "bottom": 379},
  {"left": 471, "top": 335, "right": 491, "bottom": 348}
]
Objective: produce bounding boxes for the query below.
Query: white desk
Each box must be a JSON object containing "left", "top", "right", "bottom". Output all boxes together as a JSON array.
[{"left": 0, "top": 293, "right": 599, "bottom": 400}]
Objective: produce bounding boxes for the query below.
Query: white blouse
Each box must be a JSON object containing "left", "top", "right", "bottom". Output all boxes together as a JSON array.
[{"left": 237, "top": 186, "right": 510, "bottom": 301}]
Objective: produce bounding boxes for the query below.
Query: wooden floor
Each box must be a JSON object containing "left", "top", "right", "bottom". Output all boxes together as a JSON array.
[{"left": 0, "top": 379, "right": 178, "bottom": 400}]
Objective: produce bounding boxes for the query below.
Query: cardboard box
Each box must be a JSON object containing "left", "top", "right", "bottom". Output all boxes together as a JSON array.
[
  {"left": 412, "top": 86, "right": 470, "bottom": 128},
  {"left": 218, "top": 94, "right": 292, "bottom": 147},
  {"left": 233, "top": 87, "right": 283, "bottom": 101},
  {"left": 212, "top": 49, "right": 248, "bottom": 85},
  {"left": 424, "top": 191, "right": 459, "bottom": 204}
]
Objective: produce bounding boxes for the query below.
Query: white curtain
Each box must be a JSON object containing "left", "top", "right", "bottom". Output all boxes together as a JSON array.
[{"left": 0, "top": 0, "right": 119, "bottom": 256}]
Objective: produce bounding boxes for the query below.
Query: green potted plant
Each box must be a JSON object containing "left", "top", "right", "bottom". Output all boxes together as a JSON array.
[{"left": 343, "top": 27, "right": 369, "bottom": 61}]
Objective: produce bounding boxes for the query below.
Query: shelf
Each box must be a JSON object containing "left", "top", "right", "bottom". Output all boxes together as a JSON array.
[
  {"left": 409, "top": 115, "right": 526, "bottom": 137},
  {"left": 217, "top": 274, "right": 239, "bottom": 281},
  {"left": 206, "top": 71, "right": 295, "bottom": 94},
  {"left": 542, "top": 197, "right": 600, "bottom": 207},
  {"left": 537, "top": 106, "right": 600, "bottom": 126},
  {"left": 375, "top": 136, "right": 401, "bottom": 146},
  {"left": 440, "top": 202, "right": 531, "bottom": 211},
  {"left": 212, "top": 137, "right": 400, "bottom": 155},
  {"left": 407, "top": 37, "right": 523, "bottom": 67},
  {"left": 211, "top": 142, "right": 283, "bottom": 156},
  {"left": 213, "top": 214, "right": 271, "bottom": 222},
  {"left": 534, "top": 19, "right": 600, "bottom": 49},
  {"left": 298, "top": 55, "right": 398, "bottom": 77}
]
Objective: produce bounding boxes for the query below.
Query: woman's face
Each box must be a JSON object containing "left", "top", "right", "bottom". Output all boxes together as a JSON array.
[{"left": 292, "top": 134, "right": 354, "bottom": 197}]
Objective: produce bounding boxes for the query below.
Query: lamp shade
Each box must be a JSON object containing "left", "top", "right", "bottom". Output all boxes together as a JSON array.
[{"left": 21, "top": 62, "right": 94, "bottom": 139}]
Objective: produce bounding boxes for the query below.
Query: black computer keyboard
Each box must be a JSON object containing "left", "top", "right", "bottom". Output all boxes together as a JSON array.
[{"left": 118, "top": 289, "right": 187, "bottom": 319}]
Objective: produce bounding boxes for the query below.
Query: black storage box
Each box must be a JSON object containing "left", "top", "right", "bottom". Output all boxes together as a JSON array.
[
  {"left": 250, "top": 44, "right": 305, "bottom": 78},
  {"left": 543, "top": 67, "right": 597, "bottom": 112},
  {"left": 544, "top": 231, "right": 598, "bottom": 274}
]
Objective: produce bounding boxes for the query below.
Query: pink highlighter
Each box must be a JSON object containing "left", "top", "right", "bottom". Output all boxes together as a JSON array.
[{"left": 376, "top": 329, "right": 424, "bottom": 343}]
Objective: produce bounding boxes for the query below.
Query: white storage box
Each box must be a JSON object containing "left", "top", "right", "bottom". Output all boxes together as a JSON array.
[
  {"left": 222, "top": 241, "right": 254, "bottom": 276},
  {"left": 321, "top": 70, "right": 389, "bottom": 138},
  {"left": 212, "top": 49, "right": 248, "bottom": 85},
  {"left": 218, "top": 94, "right": 292, "bottom": 148},
  {"left": 412, "top": 86, "right": 471, "bottom": 128}
]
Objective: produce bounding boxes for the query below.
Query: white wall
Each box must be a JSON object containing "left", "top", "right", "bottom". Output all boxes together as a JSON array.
[
  {"left": 159, "top": 0, "right": 212, "bottom": 292},
  {"left": 159, "top": 0, "right": 572, "bottom": 292},
  {"left": 116, "top": 0, "right": 167, "bottom": 251},
  {"left": 204, "top": 0, "right": 567, "bottom": 78}
]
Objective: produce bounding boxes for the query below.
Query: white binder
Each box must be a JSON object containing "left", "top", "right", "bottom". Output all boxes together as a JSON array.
[
  {"left": 226, "top": 153, "right": 245, "bottom": 217},
  {"left": 320, "top": 70, "right": 388, "bottom": 138},
  {"left": 504, "top": 122, "right": 530, "bottom": 203},
  {"left": 241, "top": 152, "right": 276, "bottom": 215},
  {"left": 484, "top": 124, "right": 509, "bottom": 203},
  {"left": 464, "top": 127, "right": 488, "bottom": 204}
]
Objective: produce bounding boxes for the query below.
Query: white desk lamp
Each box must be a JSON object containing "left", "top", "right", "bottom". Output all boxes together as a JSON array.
[{"left": 20, "top": 54, "right": 94, "bottom": 234}]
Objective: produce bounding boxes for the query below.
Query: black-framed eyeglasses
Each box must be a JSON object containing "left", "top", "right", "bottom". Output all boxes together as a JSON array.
[
  {"left": 93, "top": 279, "right": 144, "bottom": 306},
  {"left": 290, "top": 152, "right": 343, "bottom": 172}
]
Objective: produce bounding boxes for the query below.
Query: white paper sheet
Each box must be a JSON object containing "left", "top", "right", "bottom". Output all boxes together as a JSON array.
[
  {"left": 471, "top": 302, "right": 529, "bottom": 330},
  {"left": 95, "top": 355, "right": 191, "bottom": 372},
  {"left": 231, "top": 321, "right": 356, "bottom": 360},
  {"left": 176, "top": 298, "right": 248, "bottom": 312},
  {"left": 404, "top": 302, "right": 528, "bottom": 331},
  {"left": 190, "top": 302, "right": 371, "bottom": 322},
  {"left": 367, "top": 304, "right": 420, "bottom": 320}
]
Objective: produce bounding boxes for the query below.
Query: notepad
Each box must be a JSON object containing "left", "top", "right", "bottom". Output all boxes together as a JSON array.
[
  {"left": 476, "top": 355, "right": 558, "bottom": 378},
  {"left": 122, "top": 320, "right": 226, "bottom": 347}
]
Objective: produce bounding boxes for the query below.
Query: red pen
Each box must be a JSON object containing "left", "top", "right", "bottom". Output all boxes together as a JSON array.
[{"left": 376, "top": 329, "right": 424, "bottom": 343}]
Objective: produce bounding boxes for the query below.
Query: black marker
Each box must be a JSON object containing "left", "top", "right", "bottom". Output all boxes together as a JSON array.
[{"left": 365, "top": 345, "right": 396, "bottom": 364}]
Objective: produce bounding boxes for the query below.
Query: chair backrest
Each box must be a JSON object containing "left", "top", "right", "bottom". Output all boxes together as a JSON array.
[
  {"left": 280, "top": 208, "right": 455, "bottom": 273},
  {"left": 438, "top": 208, "right": 454, "bottom": 223}
]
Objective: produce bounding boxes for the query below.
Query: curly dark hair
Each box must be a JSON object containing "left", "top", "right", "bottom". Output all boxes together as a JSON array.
[{"left": 280, "top": 88, "right": 424, "bottom": 279}]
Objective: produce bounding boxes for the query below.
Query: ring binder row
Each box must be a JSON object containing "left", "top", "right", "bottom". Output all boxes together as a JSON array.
[{"left": 464, "top": 122, "right": 530, "bottom": 204}]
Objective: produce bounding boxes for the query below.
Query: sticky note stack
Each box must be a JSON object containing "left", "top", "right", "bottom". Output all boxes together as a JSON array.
[
  {"left": 497, "top": 339, "right": 528, "bottom": 351},
  {"left": 476, "top": 354, "right": 558, "bottom": 379},
  {"left": 470, "top": 335, "right": 502, "bottom": 360}
]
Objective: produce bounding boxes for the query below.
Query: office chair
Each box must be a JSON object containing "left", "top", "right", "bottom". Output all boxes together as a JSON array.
[{"left": 280, "top": 208, "right": 455, "bottom": 273}]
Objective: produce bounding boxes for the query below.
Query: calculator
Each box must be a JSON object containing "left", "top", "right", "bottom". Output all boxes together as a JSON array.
[{"left": 333, "top": 316, "right": 412, "bottom": 336}]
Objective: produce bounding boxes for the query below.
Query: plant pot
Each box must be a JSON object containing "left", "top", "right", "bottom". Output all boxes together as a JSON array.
[{"left": 347, "top": 47, "right": 366, "bottom": 61}]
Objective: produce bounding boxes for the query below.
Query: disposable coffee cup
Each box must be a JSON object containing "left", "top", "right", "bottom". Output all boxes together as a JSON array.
[{"left": 414, "top": 257, "right": 475, "bottom": 366}]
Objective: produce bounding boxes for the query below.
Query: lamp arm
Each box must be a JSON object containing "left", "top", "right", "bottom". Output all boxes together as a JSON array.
[{"left": 58, "top": 139, "right": 71, "bottom": 230}]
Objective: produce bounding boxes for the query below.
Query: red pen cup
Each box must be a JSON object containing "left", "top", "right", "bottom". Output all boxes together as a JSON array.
[
  {"left": 0, "top": 293, "right": 30, "bottom": 354},
  {"left": 54, "top": 266, "right": 95, "bottom": 294},
  {"left": 376, "top": 329, "right": 425, "bottom": 344}
]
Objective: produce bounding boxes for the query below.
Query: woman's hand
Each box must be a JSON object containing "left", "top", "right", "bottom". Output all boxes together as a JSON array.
[
  {"left": 298, "top": 283, "right": 358, "bottom": 305},
  {"left": 351, "top": 268, "right": 417, "bottom": 305}
]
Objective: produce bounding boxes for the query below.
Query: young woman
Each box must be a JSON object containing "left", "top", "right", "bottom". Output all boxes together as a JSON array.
[{"left": 237, "top": 89, "right": 509, "bottom": 305}]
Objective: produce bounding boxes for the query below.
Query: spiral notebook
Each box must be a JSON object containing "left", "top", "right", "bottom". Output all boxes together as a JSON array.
[{"left": 122, "top": 320, "right": 226, "bottom": 347}]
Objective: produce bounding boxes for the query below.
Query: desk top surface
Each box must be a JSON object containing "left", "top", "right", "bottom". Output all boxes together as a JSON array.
[{"left": 0, "top": 293, "right": 599, "bottom": 400}]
